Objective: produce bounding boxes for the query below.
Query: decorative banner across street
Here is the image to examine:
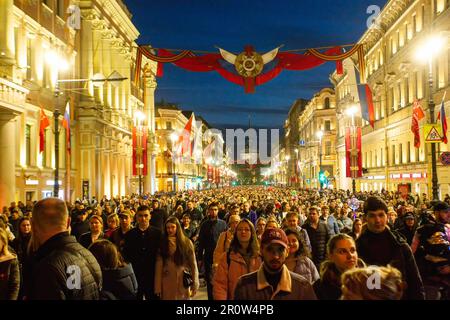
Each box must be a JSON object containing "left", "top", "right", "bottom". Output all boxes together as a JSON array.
[{"left": 135, "top": 43, "right": 366, "bottom": 93}]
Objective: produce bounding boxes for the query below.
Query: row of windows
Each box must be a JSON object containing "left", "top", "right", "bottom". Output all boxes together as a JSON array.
[
  {"left": 42, "top": 0, "right": 66, "bottom": 19},
  {"left": 363, "top": 142, "right": 425, "bottom": 168}
]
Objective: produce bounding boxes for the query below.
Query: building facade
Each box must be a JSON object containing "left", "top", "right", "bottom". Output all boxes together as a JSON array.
[
  {"left": 298, "top": 88, "right": 337, "bottom": 189},
  {"left": 332, "top": 0, "right": 450, "bottom": 196}
]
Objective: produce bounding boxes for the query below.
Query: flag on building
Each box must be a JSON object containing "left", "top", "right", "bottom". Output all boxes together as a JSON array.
[
  {"left": 61, "top": 101, "right": 71, "bottom": 154},
  {"left": 411, "top": 99, "right": 425, "bottom": 148},
  {"left": 437, "top": 92, "right": 448, "bottom": 144},
  {"left": 354, "top": 66, "right": 375, "bottom": 128},
  {"left": 176, "top": 113, "right": 195, "bottom": 158},
  {"left": 39, "top": 108, "right": 50, "bottom": 154}
]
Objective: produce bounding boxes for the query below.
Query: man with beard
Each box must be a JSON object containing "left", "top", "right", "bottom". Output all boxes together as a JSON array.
[{"left": 234, "top": 228, "right": 317, "bottom": 300}]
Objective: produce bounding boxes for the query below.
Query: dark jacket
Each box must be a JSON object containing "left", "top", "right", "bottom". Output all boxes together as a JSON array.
[
  {"left": 302, "top": 221, "right": 330, "bottom": 268},
  {"left": 28, "top": 232, "right": 102, "bottom": 300},
  {"left": 101, "top": 263, "right": 138, "bottom": 300},
  {"left": 78, "top": 232, "right": 105, "bottom": 249},
  {"left": 240, "top": 210, "right": 258, "bottom": 226},
  {"left": 0, "top": 255, "right": 20, "bottom": 300},
  {"left": 70, "top": 220, "right": 90, "bottom": 240},
  {"left": 356, "top": 228, "right": 425, "bottom": 300},
  {"left": 109, "top": 227, "right": 132, "bottom": 254},
  {"left": 11, "top": 234, "right": 31, "bottom": 264},
  {"left": 150, "top": 208, "right": 169, "bottom": 231},
  {"left": 197, "top": 218, "right": 227, "bottom": 265},
  {"left": 122, "top": 226, "right": 162, "bottom": 297},
  {"left": 184, "top": 208, "right": 203, "bottom": 223}
]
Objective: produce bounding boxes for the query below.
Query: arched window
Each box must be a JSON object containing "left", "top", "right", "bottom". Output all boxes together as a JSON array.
[{"left": 324, "top": 97, "right": 330, "bottom": 109}]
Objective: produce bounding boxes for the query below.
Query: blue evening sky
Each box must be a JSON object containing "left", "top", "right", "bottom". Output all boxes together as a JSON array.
[{"left": 123, "top": 0, "right": 387, "bottom": 130}]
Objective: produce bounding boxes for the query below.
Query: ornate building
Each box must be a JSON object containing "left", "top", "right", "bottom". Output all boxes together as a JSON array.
[
  {"left": 332, "top": 0, "right": 450, "bottom": 196},
  {"left": 297, "top": 88, "right": 337, "bottom": 189}
]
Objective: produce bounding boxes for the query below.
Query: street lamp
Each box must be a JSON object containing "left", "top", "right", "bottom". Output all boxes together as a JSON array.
[
  {"left": 316, "top": 130, "right": 324, "bottom": 189},
  {"left": 134, "top": 110, "right": 145, "bottom": 196},
  {"left": 346, "top": 106, "right": 358, "bottom": 194},
  {"left": 170, "top": 132, "right": 179, "bottom": 192},
  {"left": 294, "top": 148, "right": 299, "bottom": 187},
  {"left": 416, "top": 35, "right": 445, "bottom": 200}
]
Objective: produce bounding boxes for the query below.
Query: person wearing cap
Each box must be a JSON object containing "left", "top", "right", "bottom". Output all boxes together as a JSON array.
[
  {"left": 233, "top": 227, "right": 317, "bottom": 300},
  {"left": 79, "top": 215, "right": 105, "bottom": 249},
  {"left": 411, "top": 201, "right": 450, "bottom": 299},
  {"left": 397, "top": 212, "right": 417, "bottom": 245},
  {"left": 70, "top": 209, "right": 90, "bottom": 241},
  {"left": 356, "top": 196, "right": 425, "bottom": 300}
]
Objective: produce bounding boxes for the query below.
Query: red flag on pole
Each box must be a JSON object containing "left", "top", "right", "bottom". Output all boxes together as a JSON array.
[
  {"left": 142, "top": 127, "right": 148, "bottom": 176},
  {"left": 437, "top": 93, "right": 448, "bottom": 144},
  {"left": 132, "top": 127, "right": 137, "bottom": 176},
  {"left": 356, "top": 127, "right": 363, "bottom": 177},
  {"left": 345, "top": 127, "right": 351, "bottom": 178},
  {"left": 411, "top": 99, "right": 424, "bottom": 148},
  {"left": 39, "top": 108, "right": 50, "bottom": 154}
]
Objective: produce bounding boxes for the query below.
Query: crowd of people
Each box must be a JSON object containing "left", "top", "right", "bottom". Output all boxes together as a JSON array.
[{"left": 0, "top": 186, "right": 448, "bottom": 300}]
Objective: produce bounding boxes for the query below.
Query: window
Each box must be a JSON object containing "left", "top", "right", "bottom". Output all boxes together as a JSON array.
[
  {"left": 27, "top": 38, "right": 33, "bottom": 80},
  {"left": 392, "top": 145, "right": 396, "bottom": 165},
  {"left": 381, "top": 148, "right": 384, "bottom": 166},
  {"left": 43, "top": 0, "right": 52, "bottom": 7},
  {"left": 325, "top": 141, "right": 332, "bottom": 156},
  {"left": 390, "top": 87, "right": 395, "bottom": 113},
  {"left": 398, "top": 83, "right": 402, "bottom": 108},
  {"left": 324, "top": 120, "right": 331, "bottom": 131},
  {"left": 415, "top": 145, "right": 420, "bottom": 162},
  {"left": 369, "top": 151, "right": 373, "bottom": 168},
  {"left": 407, "top": 142, "right": 411, "bottom": 163},
  {"left": 375, "top": 151, "right": 378, "bottom": 167},
  {"left": 405, "top": 78, "right": 410, "bottom": 104},
  {"left": 26, "top": 124, "right": 31, "bottom": 166},
  {"left": 412, "top": 14, "right": 417, "bottom": 35},
  {"left": 324, "top": 98, "right": 330, "bottom": 109},
  {"left": 421, "top": 5, "right": 425, "bottom": 30},
  {"left": 42, "top": 128, "right": 48, "bottom": 167},
  {"left": 399, "top": 144, "right": 403, "bottom": 164},
  {"left": 166, "top": 121, "right": 172, "bottom": 130},
  {"left": 57, "top": 0, "right": 64, "bottom": 18}
]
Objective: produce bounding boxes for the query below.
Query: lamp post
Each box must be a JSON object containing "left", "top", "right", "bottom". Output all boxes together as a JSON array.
[
  {"left": 294, "top": 148, "right": 299, "bottom": 188},
  {"left": 416, "top": 35, "right": 445, "bottom": 200},
  {"left": 316, "top": 130, "right": 323, "bottom": 189},
  {"left": 170, "top": 132, "right": 179, "bottom": 192},
  {"left": 346, "top": 105, "right": 359, "bottom": 195}
]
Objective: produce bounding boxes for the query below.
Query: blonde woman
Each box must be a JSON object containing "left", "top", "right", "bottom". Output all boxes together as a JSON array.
[
  {"left": 154, "top": 216, "right": 199, "bottom": 300},
  {"left": 341, "top": 265, "right": 404, "bottom": 300},
  {"left": 0, "top": 227, "right": 20, "bottom": 300},
  {"left": 213, "top": 219, "right": 261, "bottom": 300},
  {"left": 79, "top": 215, "right": 105, "bottom": 248}
]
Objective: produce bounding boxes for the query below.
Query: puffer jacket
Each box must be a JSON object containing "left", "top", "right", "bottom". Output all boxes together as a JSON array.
[
  {"left": 0, "top": 255, "right": 20, "bottom": 300},
  {"left": 28, "top": 232, "right": 102, "bottom": 300},
  {"left": 101, "top": 263, "right": 138, "bottom": 300},
  {"left": 357, "top": 228, "right": 425, "bottom": 300},
  {"left": 286, "top": 255, "right": 319, "bottom": 284},
  {"left": 302, "top": 221, "right": 330, "bottom": 268},
  {"left": 213, "top": 250, "right": 261, "bottom": 300}
]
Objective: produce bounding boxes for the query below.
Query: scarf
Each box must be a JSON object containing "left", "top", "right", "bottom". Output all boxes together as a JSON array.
[{"left": 168, "top": 236, "right": 177, "bottom": 256}]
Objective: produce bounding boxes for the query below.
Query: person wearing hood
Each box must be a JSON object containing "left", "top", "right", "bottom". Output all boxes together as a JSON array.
[{"left": 89, "top": 239, "right": 137, "bottom": 300}]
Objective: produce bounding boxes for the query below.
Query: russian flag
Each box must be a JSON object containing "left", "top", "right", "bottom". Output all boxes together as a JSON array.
[
  {"left": 61, "top": 101, "right": 71, "bottom": 154},
  {"left": 437, "top": 92, "right": 448, "bottom": 144},
  {"left": 354, "top": 66, "right": 375, "bottom": 128}
]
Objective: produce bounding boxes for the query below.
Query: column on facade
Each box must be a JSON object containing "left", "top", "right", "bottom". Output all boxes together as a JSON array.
[
  {"left": 0, "top": 113, "right": 16, "bottom": 208},
  {"left": 102, "top": 32, "right": 112, "bottom": 108},
  {"left": 0, "top": 0, "right": 15, "bottom": 63},
  {"left": 111, "top": 145, "right": 119, "bottom": 197},
  {"left": 103, "top": 146, "right": 111, "bottom": 198},
  {"left": 143, "top": 64, "right": 157, "bottom": 195},
  {"left": 92, "top": 26, "right": 103, "bottom": 103},
  {"left": 16, "top": 21, "right": 27, "bottom": 81},
  {"left": 118, "top": 153, "right": 126, "bottom": 196},
  {"left": 81, "top": 15, "right": 94, "bottom": 96}
]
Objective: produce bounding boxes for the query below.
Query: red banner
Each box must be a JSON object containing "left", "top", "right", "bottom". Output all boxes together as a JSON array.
[
  {"left": 132, "top": 127, "right": 137, "bottom": 176},
  {"left": 207, "top": 165, "right": 213, "bottom": 181},
  {"left": 357, "top": 127, "right": 362, "bottom": 177},
  {"left": 142, "top": 127, "right": 148, "bottom": 176},
  {"left": 215, "top": 168, "right": 220, "bottom": 184},
  {"left": 345, "top": 127, "right": 351, "bottom": 178}
]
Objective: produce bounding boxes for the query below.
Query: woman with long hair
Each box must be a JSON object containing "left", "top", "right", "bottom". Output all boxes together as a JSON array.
[
  {"left": 154, "top": 216, "right": 199, "bottom": 300},
  {"left": 348, "top": 218, "right": 363, "bottom": 240},
  {"left": 212, "top": 219, "right": 261, "bottom": 300},
  {"left": 313, "top": 234, "right": 365, "bottom": 300},
  {"left": 79, "top": 215, "right": 105, "bottom": 249},
  {"left": 10, "top": 217, "right": 31, "bottom": 264},
  {"left": 213, "top": 215, "right": 240, "bottom": 269},
  {"left": 0, "top": 227, "right": 20, "bottom": 300},
  {"left": 89, "top": 239, "right": 138, "bottom": 300},
  {"left": 284, "top": 228, "right": 319, "bottom": 284},
  {"left": 255, "top": 217, "right": 267, "bottom": 243}
]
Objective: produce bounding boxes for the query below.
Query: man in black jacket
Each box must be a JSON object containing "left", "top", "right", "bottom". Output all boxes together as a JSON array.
[
  {"left": 302, "top": 206, "right": 330, "bottom": 269},
  {"left": 27, "top": 198, "right": 102, "bottom": 300},
  {"left": 357, "top": 196, "right": 425, "bottom": 300},
  {"left": 197, "top": 202, "right": 227, "bottom": 300},
  {"left": 149, "top": 199, "right": 168, "bottom": 231},
  {"left": 123, "top": 205, "right": 162, "bottom": 300}
]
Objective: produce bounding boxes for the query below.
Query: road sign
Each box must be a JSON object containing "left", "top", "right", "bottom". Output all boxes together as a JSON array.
[
  {"left": 424, "top": 124, "right": 442, "bottom": 143},
  {"left": 324, "top": 170, "right": 330, "bottom": 178},
  {"left": 440, "top": 152, "right": 450, "bottom": 166}
]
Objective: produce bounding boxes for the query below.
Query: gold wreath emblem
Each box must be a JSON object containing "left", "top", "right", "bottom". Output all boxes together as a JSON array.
[{"left": 234, "top": 52, "right": 264, "bottom": 77}]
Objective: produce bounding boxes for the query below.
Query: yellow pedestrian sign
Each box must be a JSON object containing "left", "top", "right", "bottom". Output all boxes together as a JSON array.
[
  {"left": 424, "top": 124, "right": 442, "bottom": 143},
  {"left": 324, "top": 170, "right": 330, "bottom": 178}
]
